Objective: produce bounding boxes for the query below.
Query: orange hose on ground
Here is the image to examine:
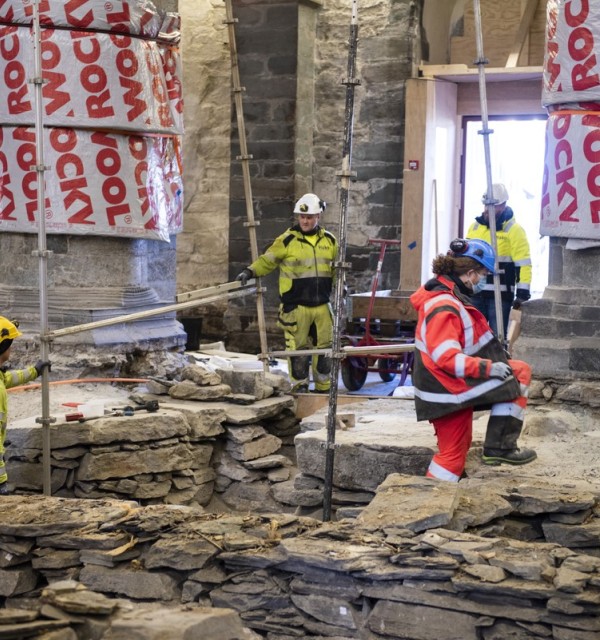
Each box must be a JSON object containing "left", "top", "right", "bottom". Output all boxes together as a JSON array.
[{"left": 8, "top": 378, "right": 149, "bottom": 393}]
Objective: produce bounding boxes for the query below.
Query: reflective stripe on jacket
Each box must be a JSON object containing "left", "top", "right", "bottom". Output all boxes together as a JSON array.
[
  {"left": 410, "top": 276, "right": 521, "bottom": 421},
  {"left": 249, "top": 226, "right": 337, "bottom": 308},
  {"left": 466, "top": 206, "right": 532, "bottom": 301}
]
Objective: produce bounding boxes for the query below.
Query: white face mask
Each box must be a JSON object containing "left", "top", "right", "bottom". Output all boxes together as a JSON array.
[{"left": 472, "top": 273, "right": 488, "bottom": 294}]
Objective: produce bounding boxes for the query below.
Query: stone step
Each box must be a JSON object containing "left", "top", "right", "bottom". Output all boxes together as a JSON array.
[
  {"left": 521, "top": 313, "right": 600, "bottom": 338},
  {"left": 514, "top": 336, "right": 600, "bottom": 377}
]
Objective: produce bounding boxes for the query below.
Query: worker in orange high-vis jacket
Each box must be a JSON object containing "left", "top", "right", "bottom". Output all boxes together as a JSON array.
[
  {"left": 409, "top": 239, "right": 537, "bottom": 482},
  {"left": 0, "top": 317, "right": 50, "bottom": 495}
]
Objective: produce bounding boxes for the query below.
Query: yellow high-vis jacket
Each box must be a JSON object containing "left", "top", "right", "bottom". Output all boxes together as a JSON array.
[
  {"left": 466, "top": 206, "right": 532, "bottom": 302},
  {"left": 0, "top": 365, "right": 38, "bottom": 484},
  {"left": 249, "top": 225, "right": 337, "bottom": 310}
]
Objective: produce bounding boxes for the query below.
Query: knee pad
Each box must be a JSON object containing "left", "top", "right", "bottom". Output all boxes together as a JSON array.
[
  {"left": 291, "top": 355, "right": 310, "bottom": 381},
  {"left": 316, "top": 355, "right": 332, "bottom": 375}
]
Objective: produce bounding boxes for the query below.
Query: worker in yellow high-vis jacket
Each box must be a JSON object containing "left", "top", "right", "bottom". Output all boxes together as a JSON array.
[
  {"left": 466, "top": 183, "right": 532, "bottom": 337},
  {"left": 236, "top": 194, "right": 338, "bottom": 393},
  {"left": 0, "top": 317, "right": 50, "bottom": 494}
]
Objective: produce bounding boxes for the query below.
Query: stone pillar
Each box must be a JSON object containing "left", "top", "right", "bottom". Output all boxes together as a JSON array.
[
  {"left": 514, "top": 237, "right": 600, "bottom": 381},
  {"left": 1, "top": 232, "right": 186, "bottom": 376},
  {"left": 1, "top": 0, "right": 187, "bottom": 377}
]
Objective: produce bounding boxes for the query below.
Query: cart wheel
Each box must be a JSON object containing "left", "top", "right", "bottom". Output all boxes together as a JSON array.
[
  {"left": 341, "top": 357, "right": 368, "bottom": 391},
  {"left": 378, "top": 358, "right": 397, "bottom": 382}
]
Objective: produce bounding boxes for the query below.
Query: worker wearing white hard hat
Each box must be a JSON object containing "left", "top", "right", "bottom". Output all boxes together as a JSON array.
[
  {"left": 235, "top": 194, "right": 337, "bottom": 393},
  {"left": 466, "top": 183, "right": 532, "bottom": 336}
]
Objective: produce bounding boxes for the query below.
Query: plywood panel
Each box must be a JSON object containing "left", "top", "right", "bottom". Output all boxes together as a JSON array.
[
  {"left": 400, "top": 78, "right": 430, "bottom": 293},
  {"left": 451, "top": 0, "right": 548, "bottom": 68},
  {"left": 457, "top": 79, "right": 546, "bottom": 116},
  {"left": 400, "top": 79, "right": 459, "bottom": 294},
  {"left": 348, "top": 294, "right": 417, "bottom": 322}
]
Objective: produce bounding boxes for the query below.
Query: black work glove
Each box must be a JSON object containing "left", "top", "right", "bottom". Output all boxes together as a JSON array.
[
  {"left": 34, "top": 360, "right": 52, "bottom": 377},
  {"left": 512, "top": 299, "right": 522, "bottom": 310},
  {"left": 235, "top": 268, "right": 253, "bottom": 286}
]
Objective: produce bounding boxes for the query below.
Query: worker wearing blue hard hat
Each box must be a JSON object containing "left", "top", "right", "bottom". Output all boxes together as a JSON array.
[{"left": 409, "top": 238, "right": 536, "bottom": 482}]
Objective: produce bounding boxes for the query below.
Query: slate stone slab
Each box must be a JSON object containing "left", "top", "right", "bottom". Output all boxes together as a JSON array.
[
  {"left": 448, "top": 482, "right": 514, "bottom": 531},
  {"left": 77, "top": 443, "right": 195, "bottom": 481},
  {"left": 542, "top": 520, "right": 600, "bottom": 549},
  {"left": 279, "top": 537, "right": 391, "bottom": 574},
  {"left": 0, "top": 496, "right": 134, "bottom": 537},
  {"left": 295, "top": 419, "right": 433, "bottom": 491},
  {"left": 367, "top": 599, "right": 480, "bottom": 640},
  {"left": 0, "top": 567, "right": 38, "bottom": 597},
  {"left": 144, "top": 536, "right": 219, "bottom": 570},
  {"left": 451, "top": 574, "right": 556, "bottom": 600},
  {"left": 500, "top": 486, "right": 597, "bottom": 516},
  {"left": 357, "top": 475, "right": 459, "bottom": 532},
  {"left": 79, "top": 565, "right": 180, "bottom": 600},
  {"left": 7, "top": 411, "right": 190, "bottom": 450},
  {"left": 101, "top": 606, "right": 253, "bottom": 640},
  {"left": 362, "top": 583, "right": 544, "bottom": 622}
]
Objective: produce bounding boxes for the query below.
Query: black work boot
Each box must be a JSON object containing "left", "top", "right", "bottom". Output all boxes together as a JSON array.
[
  {"left": 0, "top": 482, "right": 9, "bottom": 495},
  {"left": 481, "top": 448, "right": 537, "bottom": 466}
]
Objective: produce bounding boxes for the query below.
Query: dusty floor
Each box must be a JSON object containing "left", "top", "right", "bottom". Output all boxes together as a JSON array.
[
  {"left": 7, "top": 375, "right": 600, "bottom": 497},
  {"left": 8, "top": 380, "right": 144, "bottom": 429}
]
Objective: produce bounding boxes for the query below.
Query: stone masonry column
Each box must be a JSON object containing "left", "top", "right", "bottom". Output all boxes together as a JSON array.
[
  {"left": 514, "top": 237, "right": 600, "bottom": 381},
  {"left": 0, "top": 0, "right": 187, "bottom": 378}
]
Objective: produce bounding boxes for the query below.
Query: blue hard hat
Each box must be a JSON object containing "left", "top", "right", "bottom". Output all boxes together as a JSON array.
[{"left": 449, "top": 238, "right": 497, "bottom": 274}]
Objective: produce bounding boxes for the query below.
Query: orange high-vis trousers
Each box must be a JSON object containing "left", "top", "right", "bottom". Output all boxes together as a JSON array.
[{"left": 426, "top": 359, "right": 531, "bottom": 482}]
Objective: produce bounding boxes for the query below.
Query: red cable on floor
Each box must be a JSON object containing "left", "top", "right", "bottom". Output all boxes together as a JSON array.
[{"left": 8, "top": 378, "right": 149, "bottom": 393}]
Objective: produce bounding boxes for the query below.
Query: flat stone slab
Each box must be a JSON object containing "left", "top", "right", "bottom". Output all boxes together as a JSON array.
[
  {"left": 296, "top": 401, "right": 434, "bottom": 491},
  {"left": 0, "top": 496, "right": 135, "bottom": 537},
  {"left": 160, "top": 395, "right": 294, "bottom": 425},
  {"left": 358, "top": 474, "right": 459, "bottom": 532}
]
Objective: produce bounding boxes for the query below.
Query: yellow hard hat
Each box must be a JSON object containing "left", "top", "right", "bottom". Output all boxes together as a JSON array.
[{"left": 0, "top": 316, "right": 21, "bottom": 344}]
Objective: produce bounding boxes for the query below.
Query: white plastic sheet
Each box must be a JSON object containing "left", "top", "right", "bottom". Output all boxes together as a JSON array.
[
  {"left": 0, "top": 0, "right": 180, "bottom": 41},
  {"left": 541, "top": 110, "right": 600, "bottom": 239},
  {"left": 543, "top": 0, "right": 600, "bottom": 105},
  {"left": 0, "top": 25, "right": 183, "bottom": 134},
  {"left": 0, "top": 126, "right": 183, "bottom": 241}
]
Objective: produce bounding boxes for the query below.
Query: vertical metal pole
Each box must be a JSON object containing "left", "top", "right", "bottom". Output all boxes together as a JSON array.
[
  {"left": 323, "top": 0, "right": 360, "bottom": 522},
  {"left": 223, "top": 0, "right": 270, "bottom": 372},
  {"left": 31, "top": 0, "right": 54, "bottom": 495},
  {"left": 472, "top": 0, "right": 504, "bottom": 343}
]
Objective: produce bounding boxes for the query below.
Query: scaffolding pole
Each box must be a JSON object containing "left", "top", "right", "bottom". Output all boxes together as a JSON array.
[
  {"left": 30, "top": 0, "right": 54, "bottom": 496},
  {"left": 472, "top": 0, "right": 504, "bottom": 343},
  {"left": 223, "top": 0, "right": 270, "bottom": 372},
  {"left": 323, "top": 0, "right": 360, "bottom": 522}
]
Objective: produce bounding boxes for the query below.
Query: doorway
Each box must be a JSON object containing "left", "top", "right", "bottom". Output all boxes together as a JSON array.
[{"left": 460, "top": 116, "right": 548, "bottom": 298}]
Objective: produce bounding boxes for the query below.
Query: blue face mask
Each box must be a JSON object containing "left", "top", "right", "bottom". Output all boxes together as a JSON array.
[{"left": 472, "top": 273, "right": 488, "bottom": 295}]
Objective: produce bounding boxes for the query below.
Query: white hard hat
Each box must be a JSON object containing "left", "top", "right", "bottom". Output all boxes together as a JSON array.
[
  {"left": 481, "top": 183, "right": 509, "bottom": 205},
  {"left": 293, "top": 193, "right": 326, "bottom": 215}
]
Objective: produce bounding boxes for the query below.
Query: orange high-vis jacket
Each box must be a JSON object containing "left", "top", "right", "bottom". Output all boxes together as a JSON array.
[{"left": 410, "top": 275, "right": 520, "bottom": 421}]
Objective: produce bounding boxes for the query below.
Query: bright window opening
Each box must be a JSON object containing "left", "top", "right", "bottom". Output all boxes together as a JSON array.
[{"left": 462, "top": 117, "right": 549, "bottom": 299}]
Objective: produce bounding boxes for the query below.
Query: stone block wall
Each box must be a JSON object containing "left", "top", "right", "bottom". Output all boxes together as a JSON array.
[
  {"left": 193, "top": 0, "right": 423, "bottom": 352},
  {"left": 224, "top": 0, "right": 302, "bottom": 350},
  {"left": 5, "top": 368, "right": 299, "bottom": 511},
  {"left": 313, "top": 0, "right": 420, "bottom": 295},
  {"left": 1, "top": 493, "right": 599, "bottom": 640}
]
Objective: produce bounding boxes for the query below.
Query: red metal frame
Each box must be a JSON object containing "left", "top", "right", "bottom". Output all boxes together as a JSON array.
[{"left": 343, "top": 238, "right": 414, "bottom": 388}]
